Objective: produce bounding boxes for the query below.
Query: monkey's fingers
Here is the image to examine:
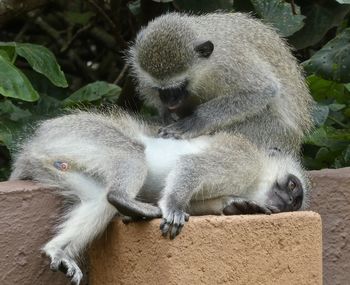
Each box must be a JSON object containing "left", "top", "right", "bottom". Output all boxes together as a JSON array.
[
  {"left": 267, "top": 205, "right": 281, "bottom": 214},
  {"left": 160, "top": 215, "right": 173, "bottom": 237},
  {"left": 158, "top": 127, "right": 183, "bottom": 139},
  {"left": 158, "top": 117, "right": 197, "bottom": 139},
  {"left": 170, "top": 212, "right": 189, "bottom": 239},
  {"left": 160, "top": 210, "right": 189, "bottom": 239},
  {"left": 223, "top": 199, "right": 272, "bottom": 215}
]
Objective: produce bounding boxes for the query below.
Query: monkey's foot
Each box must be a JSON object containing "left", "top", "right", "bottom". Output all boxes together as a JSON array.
[
  {"left": 43, "top": 248, "right": 83, "bottom": 285},
  {"left": 223, "top": 198, "right": 280, "bottom": 215},
  {"left": 160, "top": 209, "right": 190, "bottom": 239}
]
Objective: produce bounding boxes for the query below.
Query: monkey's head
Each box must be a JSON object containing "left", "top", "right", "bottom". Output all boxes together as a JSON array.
[
  {"left": 253, "top": 149, "right": 310, "bottom": 212},
  {"left": 128, "top": 13, "right": 214, "bottom": 112}
]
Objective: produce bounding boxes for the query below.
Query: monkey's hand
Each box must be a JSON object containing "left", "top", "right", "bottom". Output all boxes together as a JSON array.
[
  {"left": 223, "top": 197, "right": 280, "bottom": 215},
  {"left": 43, "top": 248, "right": 83, "bottom": 285},
  {"left": 159, "top": 208, "right": 190, "bottom": 239},
  {"left": 158, "top": 114, "right": 206, "bottom": 139}
]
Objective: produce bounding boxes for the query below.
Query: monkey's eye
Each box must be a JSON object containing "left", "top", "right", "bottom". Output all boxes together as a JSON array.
[{"left": 288, "top": 180, "right": 296, "bottom": 191}]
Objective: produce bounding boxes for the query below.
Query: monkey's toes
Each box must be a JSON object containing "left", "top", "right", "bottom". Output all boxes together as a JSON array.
[
  {"left": 158, "top": 127, "right": 183, "bottom": 139},
  {"left": 47, "top": 250, "right": 83, "bottom": 285},
  {"left": 223, "top": 199, "right": 273, "bottom": 215},
  {"left": 160, "top": 210, "right": 189, "bottom": 239}
]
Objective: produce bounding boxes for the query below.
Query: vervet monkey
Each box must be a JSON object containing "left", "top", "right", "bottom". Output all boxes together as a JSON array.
[
  {"left": 10, "top": 111, "right": 309, "bottom": 284},
  {"left": 127, "top": 12, "right": 314, "bottom": 153}
]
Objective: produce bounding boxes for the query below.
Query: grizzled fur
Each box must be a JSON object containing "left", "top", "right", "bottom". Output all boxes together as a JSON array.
[
  {"left": 127, "top": 12, "right": 314, "bottom": 153},
  {"left": 11, "top": 111, "right": 309, "bottom": 284}
]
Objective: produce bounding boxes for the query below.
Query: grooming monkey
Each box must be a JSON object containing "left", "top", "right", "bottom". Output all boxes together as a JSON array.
[
  {"left": 127, "top": 12, "right": 314, "bottom": 152},
  {"left": 11, "top": 111, "right": 309, "bottom": 284}
]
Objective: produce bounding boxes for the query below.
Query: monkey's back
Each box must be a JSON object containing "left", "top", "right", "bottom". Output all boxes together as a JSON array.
[
  {"left": 10, "top": 111, "right": 150, "bottom": 182},
  {"left": 193, "top": 13, "right": 313, "bottom": 150}
]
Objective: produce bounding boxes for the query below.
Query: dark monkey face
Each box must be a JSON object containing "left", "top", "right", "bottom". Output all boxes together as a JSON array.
[
  {"left": 158, "top": 81, "right": 189, "bottom": 110},
  {"left": 156, "top": 40, "right": 214, "bottom": 112},
  {"left": 268, "top": 174, "right": 304, "bottom": 212}
]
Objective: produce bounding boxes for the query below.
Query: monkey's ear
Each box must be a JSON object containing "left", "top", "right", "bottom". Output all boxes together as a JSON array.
[{"left": 194, "top": 40, "right": 214, "bottom": 58}]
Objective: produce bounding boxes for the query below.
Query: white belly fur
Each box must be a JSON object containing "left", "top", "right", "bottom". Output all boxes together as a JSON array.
[{"left": 139, "top": 135, "right": 210, "bottom": 194}]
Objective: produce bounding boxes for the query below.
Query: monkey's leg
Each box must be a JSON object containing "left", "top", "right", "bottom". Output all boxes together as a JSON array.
[
  {"left": 42, "top": 172, "right": 117, "bottom": 285},
  {"left": 106, "top": 157, "right": 161, "bottom": 219},
  {"left": 159, "top": 155, "right": 231, "bottom": 239}
]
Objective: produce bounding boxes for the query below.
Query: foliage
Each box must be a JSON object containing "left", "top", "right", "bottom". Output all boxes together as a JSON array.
[{"left": 0, "top": 0, "right": 349, "bottom": 179}]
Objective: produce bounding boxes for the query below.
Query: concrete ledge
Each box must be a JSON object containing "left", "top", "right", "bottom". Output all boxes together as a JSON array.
[
  {"left": 0, "top": 181, "right": 70, "bottom": 285},
  {"left": 309, "top": 167, "right": 350, "bottom": 285},
  {"left": 89, "top": 212, "right": 322, "bottom": 285}
]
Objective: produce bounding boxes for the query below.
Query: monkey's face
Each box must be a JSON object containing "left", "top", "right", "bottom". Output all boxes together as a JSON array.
[
  {"left": 253, "top": 152, "right": 308, "bottom": 213},
  {"left": 266, "top": 174, "right": 304, "bottom": 212},
  {"left": 150, "top": 40, "right": 214, "bottom": 114},
  {"left": 129, "top": 19, "right": 215, "bottom": 114}
]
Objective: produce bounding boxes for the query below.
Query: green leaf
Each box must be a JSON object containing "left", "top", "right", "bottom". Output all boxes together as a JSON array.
[
  {"left": 288, "top": 3, "right": 350, "bottom": 49},
  {"left": 127, "top": 0, "right": 141, "bottom": 16},
  {"left": 328, "top": 103, "right": 346, "bottom": 112},
  {"left": 0, "top": 55, "right": 39, "bottom": 102},
  {"left": 345, "top": 83, "right": 350, "bottom": 92},
  {"left": 305, "top": 126, "right": 350, "bottom": 149},
  {"left": 315, "top": 147, "right": 333, "bottom": 162},
  {"left": 63, "top": 81, "right": 121, "bottom": 106},
  {"left": 0, "top": 100, "right": 31, "bottom": 121},
  {"left": 15, "top": 43, "right": 68, "bottom": 87},
  {"left": 0, "top": 50, "right": 11, "bottom": 62},
  {"left": 303, "top": 28, "right": 350, "bottom": 83},
  {"left": 344, "top": 145, "right": 350, "bottom": 162},
  {"left": 233, "top": 0, "right": 255, "bottom": 12},
  {"left": 64, "top": 11, "right": 95, "bottom": 25},
  {"left": 250, "top": 0, "right": 305, "bottom": 37},
  {"left": 0, "top": 119, "right": 23, "bottom": 150},
  {"left": 336, "top": 0, "right": 350, "bottom": 4},
  {"left": 0, "top": 45, "right": 16, "bottom": 62},
  {"left": 306, "top": 75, "right": 344, "bottom": 102},
  {"left": 174, "top": 0, "right": 233, "bottom": 13},
  {"left": 312, "top": 104, "right": 329, "bottom": 127}
]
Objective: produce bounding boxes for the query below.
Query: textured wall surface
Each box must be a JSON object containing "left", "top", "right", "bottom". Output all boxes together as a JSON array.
[
  {"left": 89, "top": 212, "right": 322, "bottom": 285},
  {"left": 0, "top": 181, "right": 70, "bottom": 285},
  {"left": 309, "top": 167, "right": 350, "bottom": 285}
]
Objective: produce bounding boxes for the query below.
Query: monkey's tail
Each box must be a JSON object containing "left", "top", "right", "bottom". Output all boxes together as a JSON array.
[
  {"left": 42, "top": 170, "right": 118, "bottom": 260},
  {"left": 11, "top": 153, "right": 117, "bottom": 259}
]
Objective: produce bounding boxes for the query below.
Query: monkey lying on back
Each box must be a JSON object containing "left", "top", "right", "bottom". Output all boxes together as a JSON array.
[
  {"left": 127, "top": 12, "right": 314, "bottom": 153},
  {"left": 10, "top": 111, "right": 309, "bottom": 284}
]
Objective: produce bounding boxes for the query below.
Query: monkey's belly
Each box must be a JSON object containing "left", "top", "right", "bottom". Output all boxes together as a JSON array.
[{"left": 136, "top": 135, "right": 210, "bottom": 203}]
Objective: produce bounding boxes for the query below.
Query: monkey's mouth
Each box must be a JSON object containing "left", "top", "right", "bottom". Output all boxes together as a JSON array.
[
  {"left": 158, "top": 82, "right": 189, "bottom": 112},
  {"left": 167, "top": 101, "right": 183, "bottom": 111}
]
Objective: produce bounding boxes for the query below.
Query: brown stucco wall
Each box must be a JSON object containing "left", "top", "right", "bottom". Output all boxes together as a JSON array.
[
  {"left": 0, "top": 181, "right": 70, "bottom": 285},
  {"left": 89, "top": 212, "right": 322, "bottom": 285},
  {"left": 0, "top": 168, "right": 348, "bottom": 284},
  {"left": 309, "top": 167, "right": 350, "bottom": 285}
]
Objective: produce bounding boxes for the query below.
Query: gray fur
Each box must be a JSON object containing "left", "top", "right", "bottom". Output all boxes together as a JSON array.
[
  {"left": 10, "top": 111, "right": 309, "bottom": 284},
  {"left": 127, "top": 12, "right": 314, "bottom": 153}
]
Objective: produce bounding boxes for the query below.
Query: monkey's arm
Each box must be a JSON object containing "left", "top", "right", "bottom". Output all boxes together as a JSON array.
[{"left": 159, "top": 65, "right": 280, "bottom": 139}]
